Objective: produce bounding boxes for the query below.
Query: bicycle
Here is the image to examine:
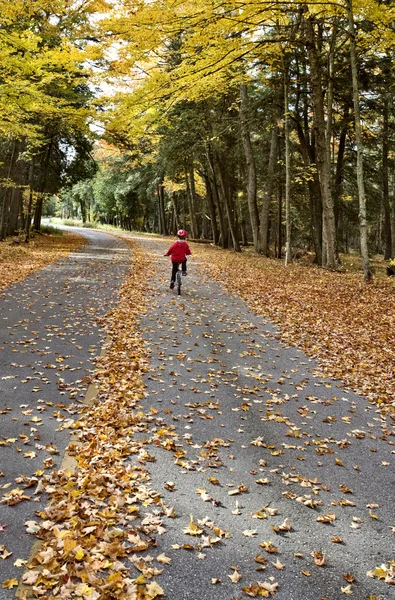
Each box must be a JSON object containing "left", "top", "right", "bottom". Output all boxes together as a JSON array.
[{"left": 175, "top": 263, "right": 182, "bottom": 295}]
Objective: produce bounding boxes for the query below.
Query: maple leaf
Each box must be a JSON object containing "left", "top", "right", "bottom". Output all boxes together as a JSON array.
[
  {"left": 156, "top": 553, "right": 171, "bottom": 565},
  {"left": 243, "top": 529, "right": 257, "bottom": 537},
  {"left": 272, "top": 558, "right": 285, "bottom": 570},
  {"left": 2, "top": 579, "right": 18, "bottom": 589},
  {"left": 312, "top": 551, "right": 327, "bottom": 566},
  {"left": 260, "top": 541, "right": 278, "bottom": 554},
  {"left": 22, "top": 571, "right": 40, "bottom": 585},
  {"left": 341, "top": 584, "right": 353, "bottom": 594},
  {"left": 146, "top": 581, "right": 164, "bottom": 598},
  {"left": 272, "top": 518, "right": 291, "bottom": 533},
  {"left": 183, "top": 515, "right": 203, "bottom": 536},
  {"left": 229, "top": 569, "right": 242, "bottom": 583}
]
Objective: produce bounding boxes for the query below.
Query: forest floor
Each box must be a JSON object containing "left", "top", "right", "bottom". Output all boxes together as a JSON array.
[
  {"left": 0, "top": 228, "right": 394, "bottom": 600},
  {"left": 0, "top": 231, "right": 84, "bottom": 293}
]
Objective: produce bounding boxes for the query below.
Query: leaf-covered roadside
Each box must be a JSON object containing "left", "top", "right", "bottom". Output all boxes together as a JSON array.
[
  {"left": 193, "top": 245, "right": 395, "bottom": 409},
  {"left": 17, "top": 242, "right": 169, "bottom": 600},
  {"left": 0, "top": 233, "right": 83, "bottom": 293}
]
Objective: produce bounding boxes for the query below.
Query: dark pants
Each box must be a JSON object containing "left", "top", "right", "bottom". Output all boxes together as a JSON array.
[{"left": 171, "top": 260, "right": 187, "bottom": 282}]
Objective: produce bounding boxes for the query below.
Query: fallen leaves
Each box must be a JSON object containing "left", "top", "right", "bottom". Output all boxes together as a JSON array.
[
  {"left": 367, "top": 562, "right": 395, "bottom": 584},
  {"left": 242, "top": 581, "right": 279, "bottom": 597},
  {"left": 1, "top": 578, "right": 18, "bottom": 589},
  {"left": 0, "top": 231, "right": 83, "bottom": 293},
  {"left": 193, "top": 243, "right": 395, "bottom": 407},
  {"left": 16, "top": 242, "right": 173, "bottom": 599},
  {"left": 183, "top": 515, "right": 204, "bottom": 536}
]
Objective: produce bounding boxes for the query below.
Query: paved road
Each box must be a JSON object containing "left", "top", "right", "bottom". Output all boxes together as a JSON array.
[
  {"left": 1, "top": 230, "right": 394, "bottom": 600},
  {"left": 0, "top": 229, "right": 130, "bottom": 594},
  {"left": 136, "top": 236, "right": 394, "bottom": 600}
]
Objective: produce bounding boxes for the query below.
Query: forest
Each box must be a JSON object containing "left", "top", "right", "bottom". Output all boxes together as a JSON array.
[{"left": 0, "top": 0, "right": 394, "bottom": 280}]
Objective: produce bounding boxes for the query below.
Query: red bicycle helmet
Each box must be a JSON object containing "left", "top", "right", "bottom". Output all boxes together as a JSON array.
[{"left": 177, "top": 229, "right": 188, "bottom": 237}]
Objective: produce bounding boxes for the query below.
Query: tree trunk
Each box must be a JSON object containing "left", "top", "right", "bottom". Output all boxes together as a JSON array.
[
  {"left": 382, "top": 93, "right": 391, "bottom": 259},
  {"left": 239, "top": 84, "right": 260, "bottom": 251},
  {"left": 207, "top": 148, "right": 228, "bottom": 248},
  {"left": 347, "top": 0, "right": 372, "bottom": 280},
  {"left": 215, "top": 152, "right": 241, "bottom": 252},
  {"left": 284, "top": 60, "right": 291, "bottom": 266},
  {"left": 203, "top": 173, "right": 219, "bottom": 244},
  {"left": 391, "top": 176, "right": 395, "bottom": 258},
  {"left": 189, "top": 164, "right": 200, "bottom": 238},
  {"left": 277, "top": 184, "right": 283, "bottom": 259},
  {"left": 184, "top": 167, "right": 198, "bottom": 239},
  {"left": 304, "top": 14, "right": 337, "bottom": 269},
  {"left": 334, "top": 108, "right": 349, "bottom": 232},
  {"left": 25, "top": 161, "right": 35, "bottom": 244},
  {"left": 259, "top": 124, "right": 279, "bottom": 256},
  {"left": 0, "top": 139, "right": 18, "bottom": 240},
  {"left": 171, "top": 192, "right": 181, "bottom": 231},
  {"left": 158, "top": 184, "right": 168, "bottom": 235}
]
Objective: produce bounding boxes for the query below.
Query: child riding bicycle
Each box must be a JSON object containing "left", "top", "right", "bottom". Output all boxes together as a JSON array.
[{"left": 164, "top": 229, "right": 191, "bottom": 289}]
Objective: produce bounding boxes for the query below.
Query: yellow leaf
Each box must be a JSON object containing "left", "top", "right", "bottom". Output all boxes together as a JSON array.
[
  {"left": 2, "top": 579, "right": 18, "bottom": 589},
  {"left": 146, "top": 581, "right": 164, "bottom": 598},
  {"left": 229, "top": 569, "right": 242, "bottom": 583},
  {"left": 183, "top": 515, "right": 203, "bottom": 536},
  {"left": 23, "top": 451, "right": 36, "bottom": 459},
  {"left": 75, "top": 547, "right": 84, "bottom": 560}
]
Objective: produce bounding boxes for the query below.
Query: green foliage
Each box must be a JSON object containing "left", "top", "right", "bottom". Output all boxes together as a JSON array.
[{"left": 39, "top": 225, "right": 63, "bottom": 236}]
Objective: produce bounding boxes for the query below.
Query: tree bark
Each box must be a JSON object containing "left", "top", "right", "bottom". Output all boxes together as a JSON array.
[
  {"left": 239, "top": 84, "right": 260, "bottom": 251},
  {"left": 171, "top": 192, "right": 181, "bottom": 231},
  {"left": 202, "top": 173, "right": 219, "bottom": 244},
  {"left": 215, "top": 151, "right": 241, "bottom": 252},
  {"left": 0, "top": 139, "right": 18, "bottom": 240},
  {"left": 382, "top": 93, "right": 391, "bottom": 259},
  {"left": 304, "top": 14, "right": 337, "bottom": 269},
  {"left": 206, "top": 147, "right": 228, "bottom": 248},
  {"left": 184, "top": 167, "right": 198, "bottom": 239},
  {"left": 347, "top": 0, "right": 372, "bottom": 280},
  {"left": 284, "top": 60, "right": 291, "bottom": 267},
  {"left": 158, "top": 183, "right": 168, "bottom": 235},
  {"left": 259, "top": 124, "right": 279, "bottom": 256},
  {"left": 25, "top": 161, "right": 35, "bottom": 244}
]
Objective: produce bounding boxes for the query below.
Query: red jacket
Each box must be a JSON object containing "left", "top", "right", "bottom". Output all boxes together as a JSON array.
[{"left": 165, "top": 240, "right": 191, "bottom": 263}]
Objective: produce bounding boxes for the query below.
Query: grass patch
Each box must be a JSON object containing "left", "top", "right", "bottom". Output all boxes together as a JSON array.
[{"left": 39, "top": 225, "right": 64, "bottom": 236}]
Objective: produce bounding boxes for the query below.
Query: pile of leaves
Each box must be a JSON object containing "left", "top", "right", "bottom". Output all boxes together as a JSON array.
[
  {"left": 19, "top": 242, "right": 169, "bottom": 599},
  {"left": 193, "top": 244, "right": 395, "bottom": 409},
  {"left": 0, "top": 233, "right": 83, "bottom": 293}
]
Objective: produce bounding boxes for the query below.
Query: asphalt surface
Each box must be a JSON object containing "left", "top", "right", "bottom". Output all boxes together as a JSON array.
[
  {"left": 136, "top": 236, "right": 395, "bottom": 600},
  {"left": 0, "top": 229, "right": 394, "bottom": 600},
  {"left": 0, "top": 229, "right": 130, "bottom": 595}
]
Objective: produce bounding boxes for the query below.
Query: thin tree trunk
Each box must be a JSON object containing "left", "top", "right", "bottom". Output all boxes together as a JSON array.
[
  {"left": 259, "top": 124, "right": 279, "bottom": 256},
  {"left": 304, "top": 14, "right": 337, "bottom": 269},
  {"left": 25, "top": 161, "right": 35, "bottom": 243},
  {"left": 171, "top": 192, "right": 181, "bottom": 231},
  {"left": 277, "top": 184, "right": 283, "bottom": 259},
  {"left": 326, "top": 23, "right": 337, "bottom": 160},
  {"left": 203, "top": 173, "right": 219, "bottom": 244},
  {"left": 158, "top": 183, "right": 168, "bottom": 236},
  {"left": 382, "top": 93, "right": 391, "bottom": 259},
  {"left": 347, "top": 0, "right": 372, "bottom": 280},
  {"left": 215, "top": 152, "right": 241, "bottom": 252},
  {"left": 239, "top": 83, "right": 260, "bottom": 251},
  {"left": 189, "top": 164, "right": 200, "bottom": 238},
  {"left": 391, "top": 176, "right": 395, "bottom": 258},
  {"left": 207, "top": 148, "right": 228, "bottom": 248},
  {"left": 184, "top": 167, "right": 198, "bottom": 239},
  {"left": 284, "top": 60, "right": 291, "bottom": 267}
]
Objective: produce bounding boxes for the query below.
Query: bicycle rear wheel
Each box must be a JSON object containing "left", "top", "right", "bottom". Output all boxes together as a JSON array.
[{"left": 176, "top": 270, "right": 182, "bottom": 295}]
